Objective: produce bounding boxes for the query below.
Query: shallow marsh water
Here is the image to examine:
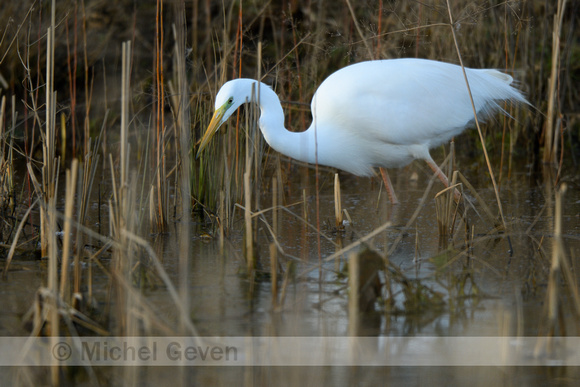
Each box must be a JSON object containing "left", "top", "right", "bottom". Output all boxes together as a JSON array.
[
  {"left": 137, "top": 159, "right": 580, "bottom": 385},
  {"left": 1, "top": 153, "right": 579, "bottom": 386}
]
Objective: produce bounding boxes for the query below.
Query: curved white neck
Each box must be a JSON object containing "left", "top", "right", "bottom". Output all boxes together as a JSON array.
[{"left": 252, "top": 82, "right": 319, "bottom": 165}]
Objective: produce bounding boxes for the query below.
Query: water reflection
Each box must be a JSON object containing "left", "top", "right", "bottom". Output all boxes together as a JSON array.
[
  {"left": 1, "top": 160, "right": 578, "bottom": 385},
  {"left": 154, "top": 164, "right": 579, "bottom": 341}
]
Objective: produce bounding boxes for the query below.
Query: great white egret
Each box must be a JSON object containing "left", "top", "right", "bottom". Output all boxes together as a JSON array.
[{"left": 197, "top": 58, "right": 526, "bottom": 203}]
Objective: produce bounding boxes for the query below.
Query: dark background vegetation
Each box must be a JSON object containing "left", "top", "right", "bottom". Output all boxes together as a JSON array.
[{"left": 1, "top": 0, "right": 578, "bottom": 173}]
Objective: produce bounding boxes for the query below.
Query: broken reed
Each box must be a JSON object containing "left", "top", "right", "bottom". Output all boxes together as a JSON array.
[{"left": 334, "top": 173, "right": 343, "bottom": 229}]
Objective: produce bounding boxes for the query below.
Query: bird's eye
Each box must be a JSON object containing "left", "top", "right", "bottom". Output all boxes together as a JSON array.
[{"left": 228, "top": 97, "right": 233, "bottom": 105}]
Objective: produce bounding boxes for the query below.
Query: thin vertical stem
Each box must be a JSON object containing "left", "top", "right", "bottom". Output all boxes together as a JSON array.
[
  {"left": 445, "top": 0, "right": 512, "bottom": 253},
  {"left": 121, "top": 42, "right": 131, "bottom": 186},
  {"left": 544, "top": 0, "right": 567, "bottom": 164},
  {"left": 175, "top": 1, "right": 192, "bottom": 333},
  {"left": 59, "top": 159, "right": 79, "bottom": 302},
  {"left": 155, "top": 0, "right": 167, "bottom": 230}
]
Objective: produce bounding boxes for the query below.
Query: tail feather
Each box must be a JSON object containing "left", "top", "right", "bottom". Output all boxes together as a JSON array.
[{"left": 483, "top": 69, "right": 514, "bottom": 84}]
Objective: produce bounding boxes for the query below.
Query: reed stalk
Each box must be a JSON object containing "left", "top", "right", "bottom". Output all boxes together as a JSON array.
[
  {"left": 244, "top": 170, "right": 253, "bottom": 274},
  {"left": 40, "top": 3, "right": 60, "bottom": 380},
  {"left": 0, "top": 96, "right": 11, "bottom": 212},
  {"left": 109, "top": 40, "right": 133, "bottom": 334},
  {"left": 65, "top": 0, "right": 79, "bottom": 158},
  {"left": 535, "top": 184, "right": 580, "bottom": 355},
  {"left": 543, "top": 0, "right": 567, "bottom": 164},
  {"left": 348, "top": 251, "right": 360, "bottom": 335},
  {"left": 47, "top": 197, "right": 59, "bottom": 385},
  {"left": 3, "top": 198, "right": 38, "bottom": 278},
  {"left": 270, "top": 242, "right": 278, "bottom": 308},
  {"left": 40, "top": 2, "right": 58, "bottom": 259},
  {"left": 81, "top": 0, "right": 91, "bottom": 153},
  {"left": 59, "top": 159, "right": 79, "bottom": 303},
  {"left": 173, "top": 1, "right": 192, "bottom": 334},
  {"left": 60, "top": 112, "right": 66, "bottom": 168},
  {"left": 75, "top": 130, "right": 103, "bottom": 302},
  {"left": 272, "top": 176, "right": 278, "bottom": 238},
  {"left": 334, "top": 173, "right": 343, "bottom": 229},
  {"left": 154, "top": 0, "right": 168, "bottom": 231}
]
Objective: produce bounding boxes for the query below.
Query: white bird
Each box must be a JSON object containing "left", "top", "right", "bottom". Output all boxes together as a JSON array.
[{"left": 197, "top": 58, "right": 526, "bottom": 203}]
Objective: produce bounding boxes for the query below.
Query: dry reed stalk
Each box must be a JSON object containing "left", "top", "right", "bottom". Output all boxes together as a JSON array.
[
  {"left": 270, "top": 242, "right": 278, "bottom": 308},
  {"left": 272, "top": 176, "right": 278, "bottom": 237},
  {"left": 232, "top": 0, "right": 243, "bottom": 79},
  {"left": 219, "top": 190, "right": 225, "bottom": 250},
  {"left": 80, "top": 0, "right": 91, "bottom": 153},
  {"left": 65, "top": 0, "right": 79, "bottom": 157},
  {"left": 154, "top": 0, "right": 167, "bottom": 232},
  {"left": 120, "top": 41, "right": 131, "bottom": 188},
  {"left": 149, "top": 185, "right": 156, "bottom": 233},
  {"left": 414, "top": 223, "right": 421, "bottom": 264},
  {"left": 241, "top": 83, "right": 258, "bottom": 274},
  {"left": 42, "top": 4, "right": 60, "bottom": 380},
  {"left": 3, "top": 198, "right": 38, "bottom": 278},
  {"left": 244, "top": 170, "right": 254, "bottom": 274},
  {"left": 0, "top": 96, "right": 9, "bottom": 210},
  {"left": 254, "top": 42, "right": 263, "bottom": 209},
  {"left": 550, "top": 185, "right": 580, "bottom": 313},
  {"left": 8, "top": 95, "right": 15, "bottom": 208},
  {"left": 334, "top": 173, "right": 343, "bottom": 228},
  {"left": 73, "top": 126, "right": 104, "bottom": 300},
  {"left": 40, "top": 3, "right": 58, "bottom": 260},
  {"left": 173, "top": 3, "right": 192, "bottom": 334},
  {"left": 434, "top": 183, "right": 462, "bottom": 240},
  {"left": 108, "top": 40, "right": 133, "bottom": 335},
  {"left": 275, "top": 261, "right": 293, "bottom": 312},
  {"left": 60, "top": 112, "right": 66, "bottom": 168},
  {"left": 348, "top": 251, "right": 360, "bottom": 335},
  {"left": 535, "top": 184, "right": 580, "bottom": 355},
  {"left": 543, "top": 0, "right": 567, "bottom": 164},
  {"left": 47, "top": 120, "right": 59, "bottom": 383},
  {"left": 59, "top": 159, "right": 79, "bottom": 303},
  {"left": 434, "top": 143, "right": 462, "bottom": 241}
]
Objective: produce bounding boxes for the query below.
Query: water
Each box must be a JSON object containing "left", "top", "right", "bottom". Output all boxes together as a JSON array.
[{"left": 1, "top": 155, "right": 579, "bottom": 385}]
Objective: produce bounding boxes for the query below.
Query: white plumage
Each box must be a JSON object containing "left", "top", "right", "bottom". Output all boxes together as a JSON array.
[{"left": 198, "top": 58, "right": 526, "bottom": 203}]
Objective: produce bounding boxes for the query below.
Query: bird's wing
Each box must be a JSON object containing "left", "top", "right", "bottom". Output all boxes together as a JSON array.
[{"left": 312, "top": 59, "right": 521, "bottom": 149}]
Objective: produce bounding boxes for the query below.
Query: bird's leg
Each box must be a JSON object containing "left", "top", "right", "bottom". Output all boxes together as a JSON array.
[
  {"left": 426, "top": 159, "right": 449, "bottom": 186},
  {"left": 379, "top": 167, "right": 399, "bottom": 204},
  {"left": 425, "top": 160, "right": 461, "bottom": 201}
]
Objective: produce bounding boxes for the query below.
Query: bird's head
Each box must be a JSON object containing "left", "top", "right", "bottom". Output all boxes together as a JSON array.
[{"left": 196, "top": 79, "right": 255, "bottom": 158}]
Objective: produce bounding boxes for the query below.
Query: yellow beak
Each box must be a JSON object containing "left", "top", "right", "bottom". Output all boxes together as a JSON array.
[{"left": 196, "top": 104, "right": 227, "bottom": 158}]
